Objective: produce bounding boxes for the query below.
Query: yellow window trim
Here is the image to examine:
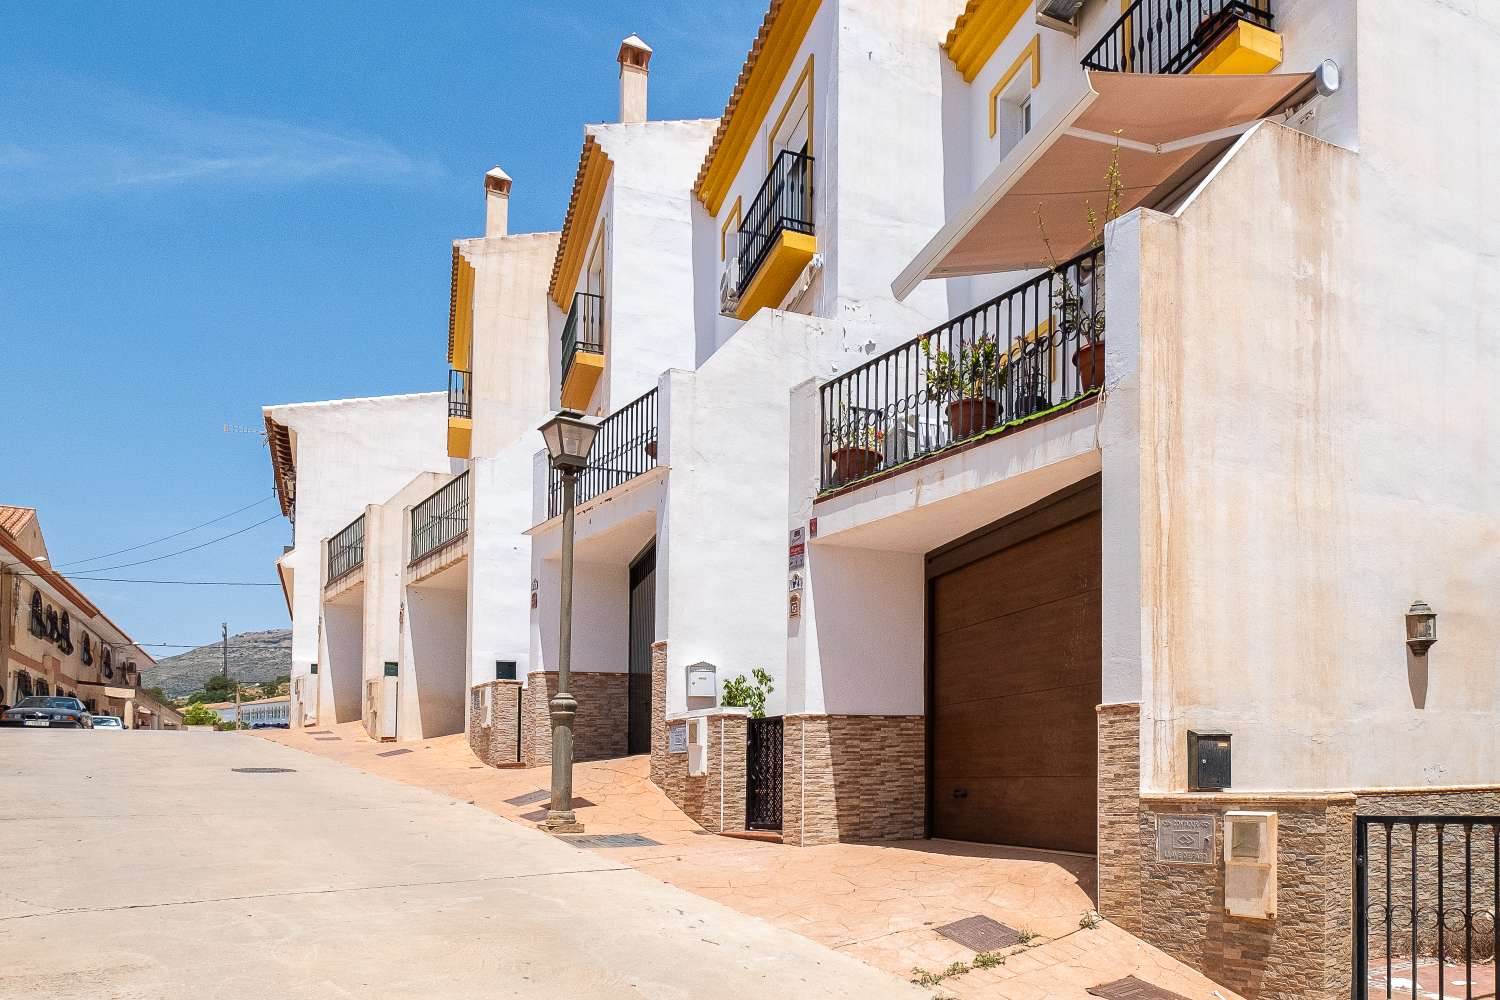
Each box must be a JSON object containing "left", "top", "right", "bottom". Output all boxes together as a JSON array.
[
  {"left": 585, "top": 223, "right": 606, "bottom": 299},
  {"left": 549, "top": 137, "right": 614, "bottom": 309},
  {"left": 719, "top": 196, "right": 742, "bottom": 261},
  {"left": 766, "top": 54, "right": 814, "bottom": 167},
  {"left": 943, "top": 0, "right": 1031, "bottom": 84},
  {"left": 694, "top": 0, "right": 821, "bottom": 214},
  {"left": 988, "top": 34, "right": 1041, "bottom": 139}
]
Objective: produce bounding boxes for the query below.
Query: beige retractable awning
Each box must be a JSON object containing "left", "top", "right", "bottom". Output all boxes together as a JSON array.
[{"left": 893, "top": 70, "right": 1318, "bottom": 299}]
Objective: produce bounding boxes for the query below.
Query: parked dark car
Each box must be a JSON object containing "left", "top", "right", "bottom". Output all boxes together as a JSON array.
[{"left": 0, "top": 696, "right": 93, "bottom": 729}]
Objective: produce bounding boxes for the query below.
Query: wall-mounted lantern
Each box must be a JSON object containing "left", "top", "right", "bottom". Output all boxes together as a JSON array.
[{"left": 1406, "top": 601, "right": 1437, "bottom": 656}]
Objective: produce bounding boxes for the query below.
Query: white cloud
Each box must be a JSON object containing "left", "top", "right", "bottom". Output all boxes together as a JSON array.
[{"left": 0, "top": 75, "right": 441, "bottom": 201}]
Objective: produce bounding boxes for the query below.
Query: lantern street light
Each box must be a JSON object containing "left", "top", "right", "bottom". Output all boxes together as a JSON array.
[
  {"left": 537, "top": 410, "right": 600, "bottom": 833},
  {"left": 1405, "top": 600, "right": 1437, "bottom": 657}
]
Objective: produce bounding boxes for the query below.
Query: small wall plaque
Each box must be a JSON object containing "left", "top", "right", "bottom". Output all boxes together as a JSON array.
[
  {"left": 1155, "top": 814, "right": 1215, "bottom": 864},
  {"left": 667, "top": 722, "right": 687, "bottom": 754}
]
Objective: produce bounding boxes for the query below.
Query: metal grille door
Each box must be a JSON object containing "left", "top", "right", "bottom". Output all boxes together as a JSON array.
[
  {"left": 745, "top": 717, "right": 784, "bottom": 831},
  {"left": 627, "top": 545, "right": 656, "bottom": 756},
  {"left": 1355, "top": 816, "right": 1499, "bottom": 1000}
]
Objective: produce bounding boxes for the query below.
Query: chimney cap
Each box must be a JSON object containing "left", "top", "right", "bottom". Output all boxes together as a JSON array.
[
  {"left": 484, "top": 166, "right": 512, "bottom": 196},
  {"left": 618, "top": 34, "right": 652, "bottom": 70}
]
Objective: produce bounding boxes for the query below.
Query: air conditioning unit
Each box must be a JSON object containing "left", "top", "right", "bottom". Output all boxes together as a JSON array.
[
  {"left": 719, "top": 262, "right": 741, "bottom": 317},
  {"left": 1036, "top": 0, "right": 1084, "bottom": 34}
]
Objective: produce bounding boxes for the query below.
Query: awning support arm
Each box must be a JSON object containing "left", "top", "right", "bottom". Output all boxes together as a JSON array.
[{"left": 1064, "top": 119, "right": 1262, "bottom": 156}]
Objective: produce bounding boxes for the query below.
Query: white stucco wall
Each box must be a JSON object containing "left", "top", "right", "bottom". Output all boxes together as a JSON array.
[
  {"left": 264, "top": 392, "right": 450, "bottom": 728},
  {"left": 402, "top": 569, "right": 467, "bottom": 739}
]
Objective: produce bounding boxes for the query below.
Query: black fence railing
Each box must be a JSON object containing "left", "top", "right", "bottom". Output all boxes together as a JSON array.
[
  {"left": 819, "top": 247, "right": 1104, "bottom": 491},
  {"left": 410, "top": 471, "right": 469, "bottom": 562},
  {"left": 548, "top": 388, "right": 657, "bottom": 517},
  {"left": 562, "top": 292, "right": 604, "bottom": 384},
  {"left": 326, "top": 514, "right": 365, "bottom": 583},
  {"left": 1081, "top": 0, "right": 1273, "bottom": 74},
  {"left": 737, "top": 149, "right": 814, "bottom": 296},
  {"left": 1356, "top": 816, "right": 1499, "bottom": 1000},
  {"left": 448, "top": 369, "right": 471, "bottom": 419}
]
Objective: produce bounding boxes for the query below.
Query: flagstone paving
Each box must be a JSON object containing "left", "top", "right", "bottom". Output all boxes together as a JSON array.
[{"left": 261, "top": 723, "right": 1242, "bottom": 1000}]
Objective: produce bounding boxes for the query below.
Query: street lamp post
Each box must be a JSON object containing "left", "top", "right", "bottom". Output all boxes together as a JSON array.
[{"left": 537, "top": 410, "right": 599, "bottom": 834}]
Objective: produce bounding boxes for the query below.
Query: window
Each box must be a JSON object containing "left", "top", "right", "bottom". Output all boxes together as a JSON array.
[
  {"left": 1021, "top": 96, "right": 1032, "bottom": 136},
  {"left": 988, "top": 34, "right": 1041, "bottom": 151}
]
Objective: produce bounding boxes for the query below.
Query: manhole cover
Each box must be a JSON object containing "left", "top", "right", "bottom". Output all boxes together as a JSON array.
[
  {"left": 1088, "top": 978, "right": 1194, "bottom": 1000},
  {"left": 934, "top": 915, "right": 1021, "bottom": 951},
  {"left": 557, "top": 833, "right": 660, "bottom": 849},
  {"left": 376, "top": 748, "right": 412, "bottom": 758},
  {"left": 231, "top": 767, "right": 296, "bottom": 774},
  {"left": 504, "top": 789, "right": 550, "bottom": 807}
]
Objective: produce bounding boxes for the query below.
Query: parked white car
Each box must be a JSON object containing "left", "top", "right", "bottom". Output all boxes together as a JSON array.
[{"left": 91, "top": 716, "right": 125, "bottom": 730}]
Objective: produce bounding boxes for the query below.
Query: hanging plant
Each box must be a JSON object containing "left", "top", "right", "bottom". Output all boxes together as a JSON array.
[
  {"left": 102, "top": 647, "right": 114, "bottom": 679},
  {"left": 57, "top": 611, "right": 74, "bottom": 655},
  {"left": 29, "top": 591, "right": 45, "bottom": 637},
  {"left": 45, "top": 606, "right": 60, "bottom": 643},
  {"left": 80, "top": 633, "right": 93, "bottom": 666}
]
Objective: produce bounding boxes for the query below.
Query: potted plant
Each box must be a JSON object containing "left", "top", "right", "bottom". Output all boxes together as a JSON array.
[
  {"left": 1056, "top": 267, "right": 1106, "bottom": 392},
  {"left": 1010, "top": 353, "right": 1053, "bottom": 420},
  {"left": 922, "top": 334, "right": 1003, "bottom": 439},
  {"left": 829, "top": 406, "right": 885, "bottom": 482}
]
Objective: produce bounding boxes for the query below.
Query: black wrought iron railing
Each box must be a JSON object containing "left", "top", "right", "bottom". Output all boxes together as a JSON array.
[
  {"left": 737, "top": 149, "right": 814, "bottom": 296},
  {"left": 448, "top": 369, "right": 471, "bottom": 419},
  {"left": 410, "top": 471, "right": 469, "bottom": 562},
  {"left": 326, "top": 514, "right": 365, "bottom": 583},
  {"left": 819, "top": 247, "right": 1104, "bottom": 491},
  {"left": 1081, "top": 0, "right": 1273, "bottom": 75},
  {"left": 547, "top": 388, "right": 657, "bottom": 517},
  {"left": 562, "top": 292, "right": 604, "bottom": 384},
  {"left": 1355, "top": 816, "right": 1499, "bottom": 1000}
]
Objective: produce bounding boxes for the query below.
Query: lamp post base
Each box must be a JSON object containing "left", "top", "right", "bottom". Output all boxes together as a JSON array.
[
  {"left": 543, "top": 690, "right": 582, "bottom": 833},
  {"left": 539, "top": 811, "right": 585, "bottom": 834}
]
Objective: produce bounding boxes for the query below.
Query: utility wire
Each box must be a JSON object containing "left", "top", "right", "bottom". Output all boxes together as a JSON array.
[
  {"left": 9, "top": 570, "right": 280, "bottom": 588},
  {"left": 55, "top": 514, "right": 282, "bottom": 574},
  {"left": 53, "top": 496, "right": 275, "bottom": 569}
]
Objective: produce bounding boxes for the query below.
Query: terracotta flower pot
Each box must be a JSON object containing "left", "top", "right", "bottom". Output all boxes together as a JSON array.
[
  {"left": 946, "top": 398, "right": 1001, "bottom": 439},
  {"left": 644, "top": 440, "right": 658, "bottom": 460},
  {"left": 1073, "top": 339, "right": 1105, "bottom": 393},
  {"left": 830, "top": 445, "right": 883, "bottom": 482}
]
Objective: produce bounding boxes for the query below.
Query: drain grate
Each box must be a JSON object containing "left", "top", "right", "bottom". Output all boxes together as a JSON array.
[
  {"left": 1088, "top": 978, "right": 1194, "bottom": 1000},
  {"left": 504, "top": 789, "right": 550, "bottom": 807},
  {"left": 557, "top": 833, "right": 660, "bottom": 849},
  {"left": 934, "top": 915, "right": 1022, "bottom": 952},
  {"left": 231, "top": 767, "right": 296, "bottom": 774},
  {"left": 376, "top": 748, "right": 412, "bottom": 757}
]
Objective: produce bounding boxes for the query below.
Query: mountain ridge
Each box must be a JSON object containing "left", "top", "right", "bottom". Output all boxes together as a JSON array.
[{"left": 148, "top": 628, "right": 291, "bottom": 698}]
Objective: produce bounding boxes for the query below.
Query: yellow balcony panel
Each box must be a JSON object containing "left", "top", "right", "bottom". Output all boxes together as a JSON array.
[
  {"left": 1191, "top": 21, "right": 1283, "bottom": 76},
  {"left": 446, "top": 416, "right": 472, "bottom": 460},
  {"left": 561, "top": 349, "right": 604, "bottom": 411},
  {"left": 735, "top": 230, "right": 817, "bottom": 321}
]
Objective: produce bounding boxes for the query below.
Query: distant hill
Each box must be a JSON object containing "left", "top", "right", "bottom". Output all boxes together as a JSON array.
[{"left": 148, "top": 629, "right": 292, "bottom": 698}]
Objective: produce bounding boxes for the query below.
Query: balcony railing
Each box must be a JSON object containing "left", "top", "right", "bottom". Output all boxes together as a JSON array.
[
  {"left": 1081, "top": 0, "right": 1273, "bottom": 75},
  {"left": 327, "top": 514, "right": 365, "bottom": 584},
  {"left": 448, "top": 369, "right": 471, "bottom": 419},
  {"left": 737, "top": 149, "right": 814, "bottom": 296},
  {"left": 562, "top": 292, "right": 604, "bottom": 383},
  {"left": 410, "top": 471, "right": 469, "bottom": 562},
  {"left": 547, "top": 388, "right": 657, "bottom": 517},
  {"left": 818, "top": 247, "right": 1104, "bottom": 492}
]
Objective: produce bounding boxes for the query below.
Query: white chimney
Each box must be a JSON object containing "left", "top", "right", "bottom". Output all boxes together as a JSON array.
[
  {"left": 617, "top": 34, "right": 652, "bottom": 124},
  {"left": 484, "top": 166, "right": 511, "bottom": 238}
]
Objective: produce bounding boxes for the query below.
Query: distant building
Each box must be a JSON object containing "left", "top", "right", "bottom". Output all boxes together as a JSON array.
[{"left": 205, "top": 696, "right": 290, "bottom": 728}]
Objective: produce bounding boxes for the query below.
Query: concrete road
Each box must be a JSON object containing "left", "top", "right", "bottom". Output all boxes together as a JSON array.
[{"left": 0, "top": 731, "right": 919, "bottom": 999}]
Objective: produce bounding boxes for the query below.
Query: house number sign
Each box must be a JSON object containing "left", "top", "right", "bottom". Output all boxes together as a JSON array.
[
  {"left": 1155, "top": 814, "right": 1215, "bottom": 864},
  {"left": 667, "top": 722, "right": 687, "bottom": 754}
]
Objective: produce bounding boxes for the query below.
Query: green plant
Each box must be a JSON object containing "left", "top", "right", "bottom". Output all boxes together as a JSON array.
[
  {"left": 972, "top": 951, "right": 1006, "bottom": 969},
  {"left": 921, "top": 335, "right": 1003, "bottom": 403},
  {"left": 721, "top": 667, "right": 774, "bottom": 719},
  {"left": 832, "top": 404, "right": 885, "bottom": 451},
  {"left": 943, "top": 961, "right": 971, "bottom": 978},
  {"left": 1079, "top": 910, "right": 1102, "bottom": 930},
  {"left": 1016, "top": 928, "right": 1038, "bottom": 946},
  {"left": 181, "top": 703, "right": 220, "bottom": 727},
  {"left": 910, "top": 968, "right": 944, "bottom": 988}
]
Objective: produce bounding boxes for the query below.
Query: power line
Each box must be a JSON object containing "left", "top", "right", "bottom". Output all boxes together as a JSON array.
[
  {"left": 58, "top": 514, "right": 282, "bottom": 574},
  {"left": 53, "top": 496, "right": 275, "bottom": 569},
  {"left": 10, "top": 570, "right": 280, "bottom": 587}
]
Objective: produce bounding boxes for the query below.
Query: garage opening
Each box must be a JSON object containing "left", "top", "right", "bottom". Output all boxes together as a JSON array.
[{"left": 926, "top": 477, "right": 1101, "bottom": 854}]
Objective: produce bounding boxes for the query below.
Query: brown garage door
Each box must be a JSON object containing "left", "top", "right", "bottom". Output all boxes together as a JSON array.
[{"left": 928, "top": 482, "right": 1101, "bottom": 854}]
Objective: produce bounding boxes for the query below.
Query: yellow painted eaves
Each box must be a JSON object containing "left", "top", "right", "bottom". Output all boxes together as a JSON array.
[
  {"left": 448, "top": 248, "right": 475, "bottom": 369},
  {"left": 549, "top": 136, "right": 614, "bottom": 309},
  {"left": 694, "top": 0, "right": 821, "bottom": 215},
  {"left": 944, "top": 0, "right": 1031, "bottom": 84}
]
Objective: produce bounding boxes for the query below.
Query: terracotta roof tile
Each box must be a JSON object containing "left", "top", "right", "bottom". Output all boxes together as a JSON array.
[{"left": 0, "top": 505, "right": 36, "bottom": 538}]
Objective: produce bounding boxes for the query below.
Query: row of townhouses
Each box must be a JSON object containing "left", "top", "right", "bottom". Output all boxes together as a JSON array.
[
  {"left": 1, "top": 506, "right": 181, "bottom": 728},
  {"left": 263, "top": 2, "right": 1499, "bottom": 998}
]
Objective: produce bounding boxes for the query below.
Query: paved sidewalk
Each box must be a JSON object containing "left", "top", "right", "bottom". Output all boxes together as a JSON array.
[{"left": 262, "top": 724, "right": 1241, "bottom": 1000}]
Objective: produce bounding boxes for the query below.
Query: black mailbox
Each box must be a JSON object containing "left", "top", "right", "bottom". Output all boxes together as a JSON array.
[
  {"left": 1188, "top": 730, "right": 1231, "bottom": 791},
  {"left": 384, "top": 662, "right": 398, "bottom": 678},
  {"left": 495, "top": 660, "right": 517, "bottom": 681}
]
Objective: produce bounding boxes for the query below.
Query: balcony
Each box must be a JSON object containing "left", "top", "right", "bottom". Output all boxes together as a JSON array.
[
  {"left": 547, "top": 388, "right": 657, "bottom": 517},
  {"left": 326, "top": 514, "right": 365, "bottom": 586},
  {"left": 730, "top": 149, "right": 815, "bottom": 320},
  {"left": 560, "top": 292, "right": 605, "bottom": 411},
  {"left": 1081, "top": 0, "right": 1279, "bottom": 76},
  {"left": 447, "top": 368, "right": 472, "bottom": 459},
  {"left": 820, "top": 247, "right": 1103, "bottom": 492},
  {"left": 411, "top": 471, "right": 469, "bottom": 562}
]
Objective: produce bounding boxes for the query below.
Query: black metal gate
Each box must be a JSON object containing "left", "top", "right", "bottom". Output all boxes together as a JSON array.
[
  {"left": 1355, "top": 816, "right": 1499, "bottom": 1000},
  {"left": 745, "top": 717, "right": 783, "bottom": 831},
  {"left": 627, "top": 544, "right": 655, "bottom": 756}
]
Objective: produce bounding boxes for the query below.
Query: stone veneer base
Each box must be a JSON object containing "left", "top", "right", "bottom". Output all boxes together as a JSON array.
[
  {"left": 520, "top": 671, "right": 629, "bottom": 767},
  {"left": 647, "top": 642, "right": 749, "bottom": 834},
  {"left": 468, "top": 680, "right": 523, "bottom": 767},
  {"left": 782, "top": 713, "right": 925, "bottom": 847}
]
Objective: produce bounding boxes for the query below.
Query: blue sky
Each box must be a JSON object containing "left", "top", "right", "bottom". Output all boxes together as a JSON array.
[{"left": 0, "top": 1, "right": 764, "bottom": 658}]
